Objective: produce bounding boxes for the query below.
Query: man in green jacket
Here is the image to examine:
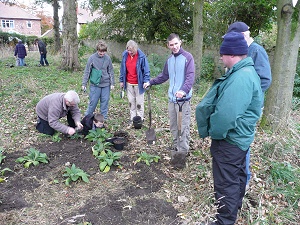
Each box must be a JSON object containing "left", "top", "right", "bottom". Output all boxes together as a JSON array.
[{"left": 196, "top": 32, "right": 263, "bottom": 225}]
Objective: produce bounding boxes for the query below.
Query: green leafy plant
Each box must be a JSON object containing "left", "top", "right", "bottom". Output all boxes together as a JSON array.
[
  {"left": 70, "top": 132, "right": 84, "bottom": 140},
  {"left": 85, "top": 128, "right": 112, "bottom": 142},
  {"left": 15, "top": 148, "right": 49, "bottom": 168},
  {"left": 97, "top": 150, "right": 122, "bottom": 173},
  {"left": 135, "top": 152, "right": 160, "bottom": 166},
  {"left": 52, "top": 132, "right": 62, "bottom": 142},
  {"left": 0, "top": 148, "right": 13, "bottom": 182},
  {"left": 92, "top": 140, "right": 112, "bottom": 157},
  {"left": 0, "top": 147, "right": 6, "bottom": 164},
  {"left": 63, "top": 164, "right": 90, "bottom": 186}
]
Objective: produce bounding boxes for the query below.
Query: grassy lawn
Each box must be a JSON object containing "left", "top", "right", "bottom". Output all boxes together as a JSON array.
[{"left": 0, "top": 49, "right": 299, "bottom": 224}]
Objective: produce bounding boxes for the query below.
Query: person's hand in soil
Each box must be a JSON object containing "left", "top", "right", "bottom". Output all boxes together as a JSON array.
[{"left": 67, "top": 127, "right": 76, "bottom": 135}]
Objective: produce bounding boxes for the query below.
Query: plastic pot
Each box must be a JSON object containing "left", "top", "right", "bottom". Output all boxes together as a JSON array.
[
  {"left": 113, "top": 137, "right": 125, "bottom": 150},
  {"left": 132, "top": 116, "right": 143, "bottom": 129}
]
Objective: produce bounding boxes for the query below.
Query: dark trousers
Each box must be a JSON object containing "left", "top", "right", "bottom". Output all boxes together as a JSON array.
[
  {"left": 40, "top": 53, "right": 49, "bottom": 66},
  {"left": 36, "top": 113, "right": 75, "bottom": 136},
  {"left": 210, "top": 140, "right": 248, "bottom": 225}
]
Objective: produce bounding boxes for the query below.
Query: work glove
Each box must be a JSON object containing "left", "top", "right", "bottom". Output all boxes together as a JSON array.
[
  {"left": 82, "top": 86, "right": 86, "bottom": 92},
  {"left": 111, "top": 85, "right": 115, "bottom": 90}
]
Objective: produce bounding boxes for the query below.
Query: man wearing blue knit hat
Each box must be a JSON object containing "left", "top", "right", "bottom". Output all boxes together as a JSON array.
[
  {"left": 196, "top": 32, "right": 263, "bottom": 225},
  {"left": 226, "top": 21, "right": 272, "bottom": 190}
]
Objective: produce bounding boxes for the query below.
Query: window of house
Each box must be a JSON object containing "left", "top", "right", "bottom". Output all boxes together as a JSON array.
[
  {"left": 1, "top": 20, "right": 14, "bottom": 28},
  {"left": 27, "top": 21, "right": 32, "bottom": 28}
]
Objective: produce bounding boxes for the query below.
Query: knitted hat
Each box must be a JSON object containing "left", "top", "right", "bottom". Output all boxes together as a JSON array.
[
  {"left": 227, "top": 22, "right": 249, "bottom": 33},
  {"left": 220, "top": 32, "right": 248, "bottom": 55}
]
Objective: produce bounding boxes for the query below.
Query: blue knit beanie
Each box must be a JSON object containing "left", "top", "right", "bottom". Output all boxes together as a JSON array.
[
  {"left": 226, "top": 22, "right": 249, "bottom": 33},
  {"left": 220, "top": 32, "right": 248, "bottom": 55}
]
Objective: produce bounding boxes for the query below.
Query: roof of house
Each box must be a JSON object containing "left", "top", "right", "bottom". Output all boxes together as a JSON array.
[
  {"left": 77, "top": 7, "right": 99, "bottom": 24},
  {"left": 0, "top": 2, "right": 41, "bottom": 20}
]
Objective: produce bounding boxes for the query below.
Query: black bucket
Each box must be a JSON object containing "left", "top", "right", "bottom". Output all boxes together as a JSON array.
[
  {"left": 113, "top": 137, "right": 125, "bottom": 150},
  {"left": 132, "top": 116, "right": 143, "bottom": 129}
]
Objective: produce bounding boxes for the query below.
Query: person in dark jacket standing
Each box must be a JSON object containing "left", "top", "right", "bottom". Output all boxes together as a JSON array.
[
  {"left": 35, "top": 38, "right": 49, "bottom": 66},
  {"left": 196, "top": 32, "right": 263, "bottom": 225},
  {"left": 14, "top": 40, "right": 27, "bottom": 66},
  {"left": 144, "top": 33, "right": 195, "bottom": 169},
  {"left": 225, "top": 21, "right": 272, "bottom": 188}
]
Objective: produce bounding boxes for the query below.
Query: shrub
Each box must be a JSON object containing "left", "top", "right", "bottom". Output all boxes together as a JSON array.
[{"left": 200, "top": 55, "right": 215, "bottom": 81}]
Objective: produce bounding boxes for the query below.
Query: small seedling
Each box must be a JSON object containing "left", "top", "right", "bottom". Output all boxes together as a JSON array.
[
  {"left": 52, "top": 132, "right": 62, "bottom": 142},
  {"left": 0, "top": 148, "right": 13, "bottom": 182},
  {"left": 63, "top": 164, "right": 90, "bottom": 186},
  {"left": 92, "top": 140, "right": 112, "bottom": 157},
  {"left": 70, "top": 132, "right": 84, "bottom": 139},
  {"left": 135, "top": 152, "right": 160, "bottom": 166},
  {"left": 85, "top": 128, "right": 112, "bottom": 142},
  {"left": 15, "top": 148, "right": 49, "bottom": 168},
  {"left": 97, "top": 150, "right": 122, "bottom": 172},
  {"left": 0, "top": 148, "right": 6, "bottom": 164}
]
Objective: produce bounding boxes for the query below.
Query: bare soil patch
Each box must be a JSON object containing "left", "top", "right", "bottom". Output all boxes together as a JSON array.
[{"left": 0, "top": 134, "right": 180, "bottom": 225}]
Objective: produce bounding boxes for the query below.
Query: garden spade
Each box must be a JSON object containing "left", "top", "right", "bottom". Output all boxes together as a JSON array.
[
  {"left": 145, "top": 89, "right": 156, "bottom": 144},
  {"left": 176, "top": 97, "right": 186, "bottom": 142}
]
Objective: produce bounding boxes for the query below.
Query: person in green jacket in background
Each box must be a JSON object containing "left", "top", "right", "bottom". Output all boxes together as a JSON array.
[{"left": 195, "top": 32, "right": 263, "bottom": 225}]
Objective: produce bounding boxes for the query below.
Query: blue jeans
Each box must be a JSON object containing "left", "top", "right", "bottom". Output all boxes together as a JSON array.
[
  {"left": 18, "top": 58, "right": 25, "bottom": 66},
  {"left": 85, "top": 85, "right": 110, "bottom": 119},
  {"left": 246, "top": 148, "right": 251, "bottom": 184},
  {"left": 40, "top": 53, "right": 49, "bottom": 66}
]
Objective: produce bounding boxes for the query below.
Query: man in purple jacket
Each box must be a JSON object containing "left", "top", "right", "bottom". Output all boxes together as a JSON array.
[
  {"left": 36, "top": 90, "right": 83, "bottom": 136},
  {"left": 14, "top": 40, "right": 27, "bottom": 66},
  {"left": 144, "top": 33, "right": 195, "bottom": 169}
]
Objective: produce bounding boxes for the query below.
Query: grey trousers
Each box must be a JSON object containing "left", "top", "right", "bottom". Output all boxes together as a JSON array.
[
  {"left": 127, "top": 83, "right": 145, "bottom": 120},
  {"left": 168, "top": 101, "right": 191, "bottom": 153}
]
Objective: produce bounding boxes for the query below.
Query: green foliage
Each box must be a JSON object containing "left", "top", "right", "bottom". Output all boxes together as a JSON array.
[
  {"left": 135, "top": 152, "right": 160, "bottom": 166},
  {"left": 52, "top": 132, "right": 62, "bottom": 142},
  {"left": 0, "top": 148, "right": 13, "bottom": 183},
  {"left": 293, "top": 73, "right": 300, "bottom": 98},
  {"left": 15, "top": 148, "right": 49, "bottom": 168},
  {"left": 70, "top": 132, "right": 84, "bottom": 140},
  {"left": 0, "top": 147, "right": 6, "bottom": 164},
  {"left": 200, "top": 55, "right": 215, "bottom": 80},
  {"left": 91, "top": 140, "right": 112, "bottom": 157},
  {"left": 203, "top": 0, "right": 276, "bottom": 47},
  {"left": 269, "top": 162, "right": 300, "bottom": 208},
  {"left": 270, "top": 162, "right": 298, "bottom": 185},
  {"left": 78, "top": 44, "right": 95, "bottom": 58},
  {"left": 85, "top": 128, "right": 112, "bottom": 142},
  {"left": 63, "top": 164, "right": 90, "bottom": 186},
  {"left": 97, "top": 150, "right": 122, "bottom": 172},
  {"left": 148, "top": 53, "right": 165, "bottom": 76},
  {"left": 78, "top": 21, "right": 103, "bottom": 40},
  {"left": 88, "top": 0, "right": 193, "bottom": 41}
]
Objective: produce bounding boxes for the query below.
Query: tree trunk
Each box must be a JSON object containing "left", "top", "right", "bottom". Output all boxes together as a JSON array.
[
  {"left": 52, "top": 0, "right": 61, "bottom": 53},
  {"left": 61, "top": 0, "right": 80, "bottom": 71},
  {"left": 192, "top": 0, "right": 204, "bottom": 79},
  {"left": 262, "top": 0, "right": 300, "bottom": 131}
]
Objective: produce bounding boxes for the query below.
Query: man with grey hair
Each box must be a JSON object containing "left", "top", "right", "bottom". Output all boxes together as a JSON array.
[{"left": 36, "top": 90, "right": 83, "bottom": 136}]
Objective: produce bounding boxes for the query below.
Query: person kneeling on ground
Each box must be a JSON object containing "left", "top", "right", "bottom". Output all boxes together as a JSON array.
[
  {"left": 80, "top": 113, "right": 105, "bottom": 136},
  {"left": 36, "top": 90, "right": 83, "bottom": 136}
]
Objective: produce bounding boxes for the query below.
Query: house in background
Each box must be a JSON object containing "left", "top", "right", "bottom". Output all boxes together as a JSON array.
[
  {"left": 76, "top": 7, "right": 99, "bottom": 35},
  {"left": 0, "top": 2, "right": 41, "bottom": 37}
]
